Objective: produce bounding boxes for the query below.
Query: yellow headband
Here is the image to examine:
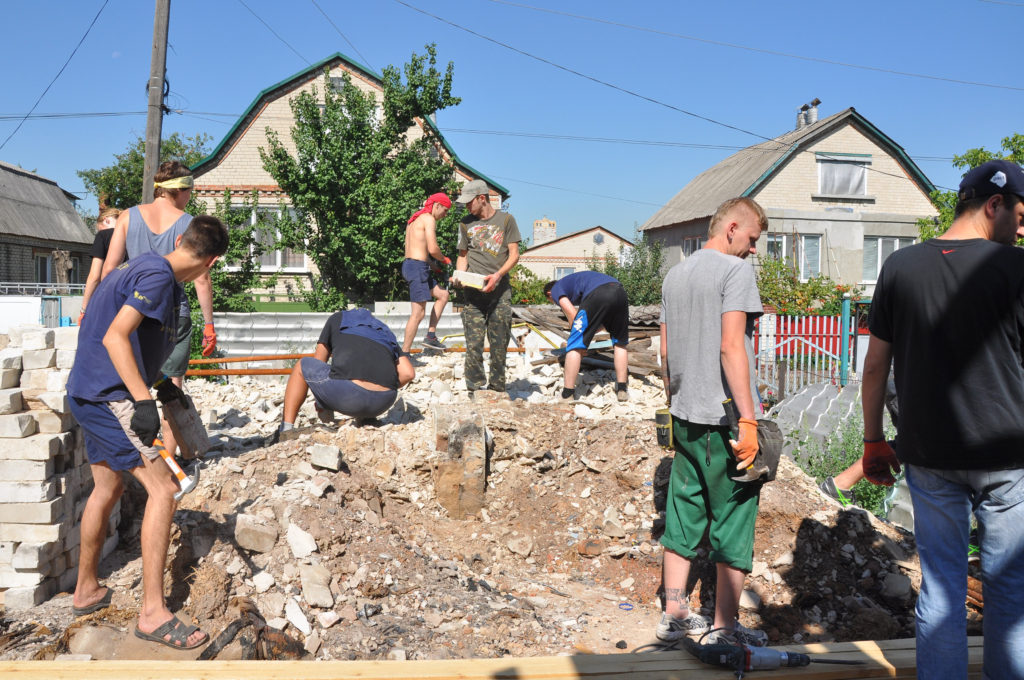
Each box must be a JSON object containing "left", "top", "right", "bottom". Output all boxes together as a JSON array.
[{"left": 154, "top": 175, "right": 194, "bottom": 189}]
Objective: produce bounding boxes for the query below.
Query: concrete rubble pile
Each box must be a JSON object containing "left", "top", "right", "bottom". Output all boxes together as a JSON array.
[{"left": 0, "top": 325, "right": 118, "bottom": 610}]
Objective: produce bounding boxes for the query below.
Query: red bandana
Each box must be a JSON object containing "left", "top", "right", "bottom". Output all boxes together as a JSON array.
[{"left": 407, "top": 192, "right": 452, "bottom": 224}]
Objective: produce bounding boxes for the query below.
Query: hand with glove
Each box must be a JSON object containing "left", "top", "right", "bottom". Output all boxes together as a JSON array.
[
  {"left": 729, "top": 417, "right": 759, "bottom": 471},
  {"left": 78, "top": 311, "right": 85, "bottom": 325},
  {"left": 130, "top": 399, "right": 161, "bottom": 447},
  {"left": 863, "top": 439, "right": 901, "bottom": 486},
  {"left": 201, "top": 322, "right": 217, "bottom": 357},
  {"left": 443, "top": 256, "right": 452, "bottom": 266},
  {"left": 156, "top": 378, "right": 185, "bottom": 405}
]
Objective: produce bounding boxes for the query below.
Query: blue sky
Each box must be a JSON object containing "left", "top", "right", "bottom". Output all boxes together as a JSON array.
[{"left": 2, "top": 0, "right": 1022, "bottom": 243}]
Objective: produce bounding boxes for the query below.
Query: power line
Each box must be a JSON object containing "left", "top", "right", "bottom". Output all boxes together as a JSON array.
[
  {"left": 487, "top": 0, "right": 1024, "bottom": 93},
  {"left": 978, "top": 0, "right": 1024, "bottom": 6},
  {"left": 490, "top": 174, "right": 665, "bottom": 207},
  {"left": 0, "top": 111, "right": 146, "bottom": 121},
  {"left": 0, "top": 0, "right": 111, "bottom": 153},
  {"left": 236, "top": 0, "right": 310, "bottom": 66},
  {"left": 310, "top": 0, "right": 375, "bottom": 71}
]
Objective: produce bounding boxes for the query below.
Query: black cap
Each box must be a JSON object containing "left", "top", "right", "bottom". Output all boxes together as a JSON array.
[{"left": 958, "top": 160, "right": 1024, "bottom": 202}]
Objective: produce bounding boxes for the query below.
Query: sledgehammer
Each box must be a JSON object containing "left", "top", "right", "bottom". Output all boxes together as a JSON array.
[{"left": 153, "top": 437, "right": 199, "bottom": 500}]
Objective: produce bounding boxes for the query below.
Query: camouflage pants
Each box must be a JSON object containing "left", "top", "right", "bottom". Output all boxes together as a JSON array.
[{"left": 461, "top": 281, "right": 513, "bottom": 392}]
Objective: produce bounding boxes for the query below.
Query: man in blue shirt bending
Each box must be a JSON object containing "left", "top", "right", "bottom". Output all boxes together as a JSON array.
[{"left": 544, "top": 271, "right": 630, "bottom": 401}]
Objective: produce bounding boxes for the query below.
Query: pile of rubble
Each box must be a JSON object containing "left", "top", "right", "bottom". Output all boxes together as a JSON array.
[{"left": 0, "top": 348, "right": 925, "bottom": 661}]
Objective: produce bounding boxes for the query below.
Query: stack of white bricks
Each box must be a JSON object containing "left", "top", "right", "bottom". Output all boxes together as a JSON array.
[{"left": 0, "top": 324, "right": 119, "bottom": 609}]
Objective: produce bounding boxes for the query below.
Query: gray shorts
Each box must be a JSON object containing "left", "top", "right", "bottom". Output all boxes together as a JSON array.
[
  {"left": 161, "top": 314, "right": 193, "bottom": 378},
  {"left": 300, "top": 357, "right": 397, "bottom": 419}
]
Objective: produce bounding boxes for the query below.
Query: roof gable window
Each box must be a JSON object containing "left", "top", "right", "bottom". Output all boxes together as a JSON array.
[{"left": 815, "top": 153, "right": 874, "bottom": 202}]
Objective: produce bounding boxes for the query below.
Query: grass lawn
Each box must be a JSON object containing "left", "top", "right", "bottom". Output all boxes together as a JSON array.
[{"left": 252, "top": 301, "right": 313, "bottom": 313}]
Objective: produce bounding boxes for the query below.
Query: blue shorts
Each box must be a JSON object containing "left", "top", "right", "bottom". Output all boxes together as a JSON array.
[
  {"left": 300, "top": 357, "right": 397, "bottom": 419},
  {"left": 402, "top": 259, "right": 437, "bottom": 303},
  {"left": 69, "top": 397, "right": 160, "bottom": 471}
]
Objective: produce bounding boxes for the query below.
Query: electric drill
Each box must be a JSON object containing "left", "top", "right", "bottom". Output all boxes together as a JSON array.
[{"left": 682, "top": 638, "right": 810, "bottom": 674}]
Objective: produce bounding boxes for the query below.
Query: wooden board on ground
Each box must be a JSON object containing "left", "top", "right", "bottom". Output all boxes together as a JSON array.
[{"left": 3, "top": 637, "right": 983, "bottom": 679}]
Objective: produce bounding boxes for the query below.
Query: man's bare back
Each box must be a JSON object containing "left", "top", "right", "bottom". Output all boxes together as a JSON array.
[{"left": 404, "top": 213, "right": 441, "bottom": 261}]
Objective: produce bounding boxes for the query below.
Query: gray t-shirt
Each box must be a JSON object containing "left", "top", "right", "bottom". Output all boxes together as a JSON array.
[
  {"left": 458, "top": 211, "right": 521, "bottom": 276},
  {"left": 660, "top": 249, "right": 763, "bottom": 425}
]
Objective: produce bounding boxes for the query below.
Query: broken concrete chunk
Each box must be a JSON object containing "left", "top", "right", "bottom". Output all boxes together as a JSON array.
[
  {"left": 21, "top": 330, "right": 54, "bottom": 351},
  {"left": 21, "top": 349, "right": 55, "bottom": 371},
  {"left": 0, "top": 388, "right": 23, "bottom": 415},
  {"left": 286, "top": 523, "right": 318, "bottom": 558},
  {"left": 309, "top": 443, "right": 342, "bottom": 471},
  {"left": 253, "top": 571, "right": 276, "bottom": 593},
  {"left": 234, "top": 514, "right": 279, "bottom": 553},
  {"left": 0, "top": 414, "right": 37, "bottom": 438},
  {"left": 299, "top": 563, "right": 334, "bottom": 608},
  {"left": 285, "top": 597, "right": 311, "bottom": 635},
  {"left": 0, "top": 350, "right": 22, "bottom": 370}
]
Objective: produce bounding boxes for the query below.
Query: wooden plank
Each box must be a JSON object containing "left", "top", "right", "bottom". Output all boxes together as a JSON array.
[{"left": 0, "top": 638, "right": 985, "bottom": 680}]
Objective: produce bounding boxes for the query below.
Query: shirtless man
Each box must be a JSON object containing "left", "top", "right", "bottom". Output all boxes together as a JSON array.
[{"left": 401, "top": 192, "right": 452, "bottom": 352}]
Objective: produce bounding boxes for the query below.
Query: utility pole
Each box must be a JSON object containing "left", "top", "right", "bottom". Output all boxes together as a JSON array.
[{"left": 142, "top": 0, "right": 170, "bottom": 203}]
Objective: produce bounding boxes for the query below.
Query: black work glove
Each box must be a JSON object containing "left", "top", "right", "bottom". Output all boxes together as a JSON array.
[
  {"left": 130, "top": 399, "right": 160, "bottom": 447},
  {"left": 156, "top": 379, "right": 185, "bottom": 405}
]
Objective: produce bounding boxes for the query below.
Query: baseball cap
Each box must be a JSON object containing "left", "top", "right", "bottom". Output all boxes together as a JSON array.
[
  {"left": 455, "top": 179, "right": 489, "bottom": 204},
  {"left": 957, "top": 159, "right": 1024, "bottom": 202}
]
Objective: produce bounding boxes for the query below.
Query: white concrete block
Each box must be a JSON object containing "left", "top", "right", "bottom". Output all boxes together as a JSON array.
[
  {"left": 2, "top": 579, "right": 56, "bottom": 609},
  {"left": 0, "top": 369, "right": 19, "bottom": 389},
  {"left": 11, "top": 541, "right": 60, "bottom": 569},
  {"left": 53, "top": 326, "right": 79, "bottom": 351},
  {"left": 32, "top": 410, "right": 74, "bottom": 434},
  {"left": 0, "top": 432, "right": 67, "bottom": 460},
  {"left": 19, "top": 369, "right": 49, "bottom": 391},
  {"left": 0, "top": 349, "right": 22, "bottom": 370},
  {"left": 0, "top": 457, "right": 54, "bottom": 481},
  {"left": 0, "top": 498, "right": 65, "bottom": 525},
  {"left": 21, "top": 349, "right": 55, "bottom": 370},
  {"left": 0, "top": 388, "right": 22, "bottom": 415},
  {"left": 0, "top": 519, "right": 67, "bottom": 543},
  {"left": 22, "top": 330, "right": 54, "bottom": 351},
  {"left": 56, "top": 350, "right": 76, "bottom": 369},
  {"left": 5, "top": 325, "right": 44, "bottom": 349},
  {"left": 0, "top": 414, "right": 37, "bottom": 438},
  {"left": 46, "top": 369, "right": 70, "bottom": 392},
  {"left": 0, "top": 481, "right": 58, "bottom": 503},
  {"left": 38, "top": 392, "right": 69, "bottom": 414},
  {"left": 0, "top": 541, "right": 15, "bottom": 563},
  {"left": 0, "top": 566, "right": 48, "bottom": 588}
]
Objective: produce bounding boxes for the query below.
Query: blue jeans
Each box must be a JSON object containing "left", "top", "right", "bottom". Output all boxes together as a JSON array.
[{"left": 906, "top": 464, "right": 1024, "bottom": 680}]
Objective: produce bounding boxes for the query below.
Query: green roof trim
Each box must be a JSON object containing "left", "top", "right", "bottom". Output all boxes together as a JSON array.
[
  {"left": 742, "top": 143, "right": 801, "bottom": 198},
  {"left": 815, "top": 151, "right": 872, "bottom": 158},
  {"left": 191, "top": 51, "right": 508, "bottom": 200}
]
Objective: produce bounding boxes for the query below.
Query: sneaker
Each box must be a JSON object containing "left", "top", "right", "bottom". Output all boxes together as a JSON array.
[
  {"left": 616, "top": 387, "right": 629, "bottom": 402},
  {"left": 421, "top": 335, "right": 446, "bottom": 350},
  {"left": 968, "top": 527, "right": 980, "bottom": 563},
  {"left": 707, "top": 621, "right": 768, "bottom": 647},
  {"left": 819, "top": 476, "right": 857, "bottom": 508},
  {"left": 655, "top": 612, "right": 711, "bottom": 641}
]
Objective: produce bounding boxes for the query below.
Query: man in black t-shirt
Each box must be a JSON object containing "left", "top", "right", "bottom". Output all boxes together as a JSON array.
[
  {"left": 861, "top": 160, "right": 1024, "bottom": 678},
  {"left": 276, "top": 309, "right": 415, "bottom": 434}
]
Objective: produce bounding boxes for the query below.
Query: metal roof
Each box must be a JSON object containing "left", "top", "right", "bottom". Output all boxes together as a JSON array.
[
  {"left": 641, "top": 107, "right": 936, "bottom": 231},
  {"left": 191, "top": 52, "right": 508, "bottom": 200},
  {"left": 0, "top": 161, "right": 93, "bottom": 245}
]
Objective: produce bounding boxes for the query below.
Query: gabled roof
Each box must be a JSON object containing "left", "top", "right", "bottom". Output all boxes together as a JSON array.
[
  {"left": 191, "top": 51, "right": 507, "bottom": 199},
  {"left": 0, "top": 161, "right": 93, "bottom": 245},
  {"left": 641, "top": 107, "right": 935, "bottom": 231},
  {"left": 522, "top": 226, "right": 633, "bottom": 253}
]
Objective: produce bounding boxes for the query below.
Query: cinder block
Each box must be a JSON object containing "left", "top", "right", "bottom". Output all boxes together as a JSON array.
[
  {"left": 21, "top": 330, "right": 54, "bottom": 351},
  {"left": 309, "top": 443, "right": 342, "bottom": 471},
  {"left": 0, "top": 566, "right": 47, "bottom": 588},
  {"left": 3, "top": 579, "right": 56, "bottom": 609},
  {"left": 21, "top": 349, "right": 55, "bottom": 370},
  {"left": 0, "top": 541, "right": 15, "bottom": 563},
  {"left": 36, "top": 392, "right": 68, "bottom": 414},
  {"left": 46, "top": 369, "right": 70, "bottom": 392},
  {"left": 0, "top": 498, "right": 65, "bottom": 525},
  {"left": 0, "top": 388, "right": 22, "bottom": 415},
  {"left": 0, "top": 519, "right": 67, "bottom": 543},
  {"left": 5, "top": 325, "right": 44, "bottom": 349},
  {"left": 53, "top": 327, "right": 79, "bottom": 351},
  {"left": 0, "top": 414, "right": 37, "bottom": 438},
  {"left": 0, "top": 369, "right": 19, "bottom": 389},
  {"left": 0, "top": 481, "right": 57, "bottom": 503},
  {"left": 11, "top": 541, "right": 60, "bottom": 569},
  {"left": 32, "top": 410, "right": 74, "bottom": 434},
  {"left": 56, "top": 350, "right": 76, "bottom": 369},
  {"left": 0, "top": 349, "right": 22, "bottom": 370},
  {"left": 0, "top": 432, "right": 67, "bottom": 460},
  {"left": 19, "top": 369, "right": 49, "bottom": 391}
]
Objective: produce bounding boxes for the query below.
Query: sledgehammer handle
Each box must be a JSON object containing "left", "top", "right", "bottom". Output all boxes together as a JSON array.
[{"left": 152, "top": 438, "right": 188, "bottom": 483}]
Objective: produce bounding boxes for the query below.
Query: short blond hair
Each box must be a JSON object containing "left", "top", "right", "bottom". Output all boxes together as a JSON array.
[
  {"left": 98, "top": 207, "right": 121, "bottom": 222},
  {"left": 708, "top": 197, "right": 768, "bottom": 237}
]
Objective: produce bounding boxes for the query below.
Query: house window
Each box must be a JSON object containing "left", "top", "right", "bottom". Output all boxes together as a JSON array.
[
  {"left": 34, "top": 254, "right": 50, "bottom": 283},
  {"left": 765, "top": 234, "right": 790, "bottom": 261},
  {"left": 863, "top": 236, "right": 914, "bottom": 282},
  {"left": 226, "top": 208, "right": 307, "bottom": 273},
  {"left": 682, "top": 236, "right": 704, "bottom": 257},
  {"left": 817, "top": 153, "right": 870, "bottom": 197},
  {"left": 554, "top": 267, "right": 574, "bottom": 279},
  {"left": 800, "top": 235, "right": 821, "bottom": 279}
]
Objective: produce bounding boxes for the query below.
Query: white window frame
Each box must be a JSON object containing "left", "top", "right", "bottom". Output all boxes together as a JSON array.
[
  {"left": 799, "top": 234, "right": 821, "bottom": 280},
  {"left": 224, "top": 206, "right": 308, "bottom": 274},
  {"left": 764, "top": 233, "right": 820, "bottom": 281},
  {"left": 554, "top": 266, "right": 574, "bottom": 279},
  {"left": 681, "top": 236, "right": 704, "bottom": 257},
  {"left": 34, "top": 254, "right": 51, "bottom": 283},
  {"left": 862, "top": 236, "right": 914, "bottom": 283},
  {"left": 815, "top": 153, "right": 872, "bottom": 200},
  {"left": 765, "top": 233, "right": 790, "bottom": 261}
]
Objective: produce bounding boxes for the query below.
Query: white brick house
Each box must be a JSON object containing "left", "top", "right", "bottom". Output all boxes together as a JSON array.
[
  {"left": 190, "top": 52, "right": 506, "bottom": 299},
  {"left": 641, "top": 106, "right": 938, "bottom": 294}
]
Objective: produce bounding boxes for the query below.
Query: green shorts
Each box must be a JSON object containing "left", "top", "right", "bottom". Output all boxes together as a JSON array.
[
  {"left": 160, "top": 314, "right": 193, "bottom": 378},
  {"left": 660, "top": 417, "right": 761, "bottom": 572}
]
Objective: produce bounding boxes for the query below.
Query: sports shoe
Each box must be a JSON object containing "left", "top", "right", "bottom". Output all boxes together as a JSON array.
[
  {"left": 421, "top": 335, "right": 446, "bottom": 350},
  {"left": 819, "top": 476, "right": 857, "bottom": 508},
  {"left": 616, "top": 387, "right": 629, "bottom": 402},
  {"left": 654, "top": 612, "right": 711, "bottom": 641},
  {"left": 707, "top": 621, "right": 768, "bottom": 647},
  {"left": 968, "top": 526, "right": 980, "bottom": 563}
]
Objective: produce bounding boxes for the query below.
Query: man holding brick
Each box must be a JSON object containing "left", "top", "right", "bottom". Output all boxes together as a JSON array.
[{"left": 66, "top": 216, "right": 227, "bottom": 650}]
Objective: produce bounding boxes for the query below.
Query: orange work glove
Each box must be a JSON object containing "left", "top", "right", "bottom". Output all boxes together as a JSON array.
[
  {"left": 443, "top": 256, "right": 452, "bottom": 266},
  {"left": 730, "top": 417, "right": 759, "bottom": 470},
  {"left": 863, "top": 439, "right": 901, "bottom": 486},
  {"left": 78, "top": 311, "right": 85, "bottom": 325},
  {"left": 201, "top": 322, "right": 217, "bottom": 357}
]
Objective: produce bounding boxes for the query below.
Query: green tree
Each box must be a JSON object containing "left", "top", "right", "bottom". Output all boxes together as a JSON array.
[
  {"left": 587, "top": 233, "right": 665, "bottom": 305},
  {"left": 77, "top": 132, "right": 212, "bottom": 212},
  {"left": 510, "top": 265, "right": 547, "bottom": 305},
  {"left": 756, "top": 257, "right": 861, "bottom": 315},
  {"left": 260, "top": 45, "right": 462, "bottom": 309},
  {"left": 917, "top": 133, "right": 1024, "bottom": 240}
]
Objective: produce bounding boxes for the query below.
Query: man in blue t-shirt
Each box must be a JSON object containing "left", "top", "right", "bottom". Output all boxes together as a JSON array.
[
  {"left": 544, "top": 271, "right": 630, "bottom": 401},
  {"left": 66, "top": 216, "right": 228, "bottom": 651}
]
